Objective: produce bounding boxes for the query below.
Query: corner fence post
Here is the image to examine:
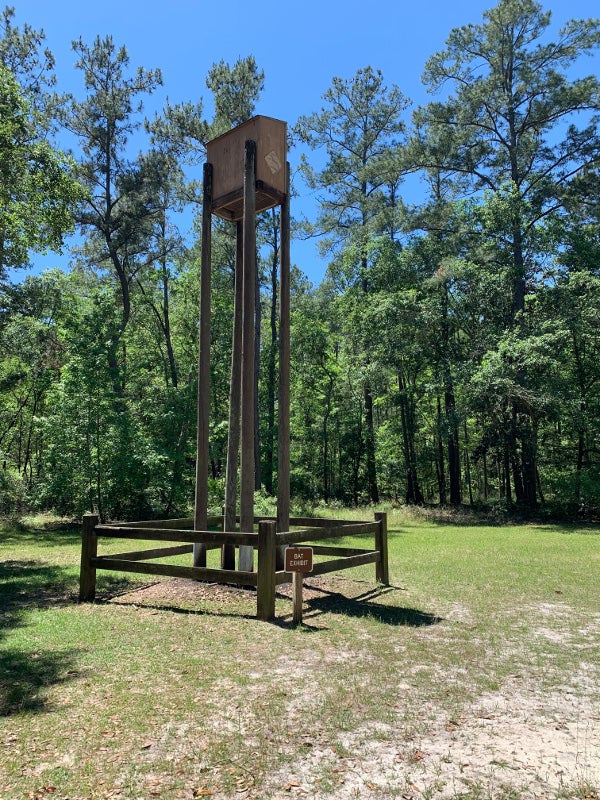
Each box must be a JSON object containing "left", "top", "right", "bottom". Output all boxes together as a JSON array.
[
  {"left": 374, "top": 511, "right": 389, "bottom": 586},
  {"left": 257, "top": 519, "right": 276, "bottom": 621},
  {"left": 80, "top": 513, "right": 99, "bottom": 601}
]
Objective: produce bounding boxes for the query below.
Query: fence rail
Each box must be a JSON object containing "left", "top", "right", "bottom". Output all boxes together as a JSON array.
[{"left": 80, "top": 512, "right": 389, "bottom": 621}]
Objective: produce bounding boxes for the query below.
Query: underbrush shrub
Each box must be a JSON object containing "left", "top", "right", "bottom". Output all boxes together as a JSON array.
[
  {"left": 544, "top": 467, "right": 600, "bottom": 520},
  {"left": 0, "top": 467, "right": 28, "bottom": 514}
]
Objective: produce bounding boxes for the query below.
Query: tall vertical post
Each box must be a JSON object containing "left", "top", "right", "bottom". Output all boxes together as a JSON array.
[
  {"left": 276, "top": 163, "right": 291, "bottom": 569},
  {"left": 79, "top": 513, "right": 99, "bottom": 601},
  {"left": 239, "top": 140, "right": 257, "bottom": 572},
  {"left": 194, "top": 163, "right": 213, "bottom": 566},
  {"left": 374, "top": 511, "right": 389, "bottom": 585},
  {"left": 257, "top": 519, "right": 276, "bottom": 620},
  {"left": 222, "top": 221, "right": 244, "bottom": 569}
]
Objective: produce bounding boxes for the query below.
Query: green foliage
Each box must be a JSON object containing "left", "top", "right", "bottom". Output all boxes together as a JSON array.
[
  {"left": 0, "top": 64, "right": 84, "bottom": 277},
  {"left": 2, "top": 1, "right": 600, "bottom": 520}
]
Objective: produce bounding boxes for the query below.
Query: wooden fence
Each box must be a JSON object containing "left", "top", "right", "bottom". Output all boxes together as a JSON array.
[{"left": 79, "top": 512, "right": 389, "bottom": 621}]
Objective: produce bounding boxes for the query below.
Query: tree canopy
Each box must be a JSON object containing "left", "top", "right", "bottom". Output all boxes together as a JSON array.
[
  {"left": 2, "top": 0, "right": 600, "bottom": 520},
  {"left": 0, "top": 63, "right": 84, "bottom": 279}
]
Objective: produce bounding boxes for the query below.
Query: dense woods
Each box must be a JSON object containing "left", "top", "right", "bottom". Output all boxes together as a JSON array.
[{"left": 1, "top": 0, "right": 600, "bottom": 520}]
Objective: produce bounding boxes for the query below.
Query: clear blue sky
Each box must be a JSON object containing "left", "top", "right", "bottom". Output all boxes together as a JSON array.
[{"left": 11, "top": 0, "right": 600, "bottom": 285}]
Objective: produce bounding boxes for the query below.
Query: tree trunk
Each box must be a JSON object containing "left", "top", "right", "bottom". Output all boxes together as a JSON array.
[
  {"left": 463, "top": 419, "right": 473, "bottom": 506},
  {"left": 398, "top": 369, "right": 424, "bottom": 505},
  {"left": 364, "top": 383, "right": 379, "bottom": 504},
  {"left": 436, "top": 396, "right": 447, "bottom": 505},
  {"left": 446, "top": 386, "right": 461, "bottom": 505},
  {"left": 440, "top": 281, "right": 461, "bottom": 505}
]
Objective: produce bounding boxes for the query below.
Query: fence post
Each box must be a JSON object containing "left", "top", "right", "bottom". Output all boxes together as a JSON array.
[
  {"left": 374, "top": 511, "right": 389, "bottom": 586},
  {"left": 80, "top": 513, "right": 99, "bottom": 601},
  {"left": 257, "top": 519, "right": 276, "bottom": 621}
]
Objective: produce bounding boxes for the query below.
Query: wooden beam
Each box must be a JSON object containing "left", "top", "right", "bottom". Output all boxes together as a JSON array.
[
  {"left": 277, "top": 162, "right": 291, "bottom": 570},
  {"left": 223, "top": 220, "right": 244, "bottom": 570},
  {"left": 309, "top": 552, "right": 379, "bottom": 576},
  {"left": 257, "top": 519, "right": 276, "bottom": 620},
  {"left": 100, "top": 544, "right": 193, "bottom": 561},
  {"left": 375, "top": 511, "right": 390, "bottom": 585},
  {"left": 95, "top": 526, "right": 258, "bottom": 547},
  {"left": 119, "top": 517, "right": 194, "bottom": 529},
  {"left": 92, "top": 558, "right": 258, "bottom": 587},
  {"left": 292, "top": 571, "right": 303, "bottom": 625},
  {"left": 288, "top": 517, "right": 369, "bottom": 527},
  {"left": 239, "top": 140, "right": 256, "bottom": 572},
  {"left": 79, "top": 513, "right": 99, "bottom": 601},
  {"left": 194, "top": 162, "right": 213, "bottom": 566},
  {"left": 110, "top": 516, "right": 221, "bottom": 530},
  {"left": 309, "top": 545, "right": 375, "bottom": 557},
  {"left": 276, "top": 521, "right": 379, "bottom": 545}
]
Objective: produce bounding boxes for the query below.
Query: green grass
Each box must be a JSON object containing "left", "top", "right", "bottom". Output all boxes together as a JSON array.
[{"left": 1, "top": 511, "right": 599, "bottom": 800}]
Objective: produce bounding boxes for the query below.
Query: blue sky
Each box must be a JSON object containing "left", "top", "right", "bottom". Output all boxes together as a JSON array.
[{"left": 11, "top": 0, "right": 600, "bottom": 285}]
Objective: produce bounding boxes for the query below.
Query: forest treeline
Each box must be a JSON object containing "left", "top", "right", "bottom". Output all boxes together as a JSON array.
[{"left": 1, "top": 0, "right": 600, "bottom": 520}]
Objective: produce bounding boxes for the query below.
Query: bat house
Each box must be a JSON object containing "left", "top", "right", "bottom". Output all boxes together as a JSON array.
[{"left": 206, "top": 115, "right": 287, "bottom": 221}]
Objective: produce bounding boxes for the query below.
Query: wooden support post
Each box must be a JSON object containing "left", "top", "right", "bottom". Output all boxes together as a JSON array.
[
  {"left": 222, "top": 220, "right": 244, "bottom": 570},
  {"left": 79, "top": 513, "right": 99, "bottom": 601},
  {"left": 239, "top": 140, "right": 256, "bottom": 572},
  {"left": 194, "top": 163, "right": 213, "bottom": 566},
  {"left": 276, "top": 163, "right": 291, "bottom": 570},
  {"left": 374, "top": 511, "right": 389, "bottom": 585},
  {"left": 292, "top": 571, "right": 304, "bottom": 625},
  {"left": 257, "top": 519, "right": 276, "bottom": 621}
]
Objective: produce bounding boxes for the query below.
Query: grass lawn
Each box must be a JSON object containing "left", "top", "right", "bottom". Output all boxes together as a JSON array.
[{"left": 0, "top": 510, "right": 599, "bottom": 800}]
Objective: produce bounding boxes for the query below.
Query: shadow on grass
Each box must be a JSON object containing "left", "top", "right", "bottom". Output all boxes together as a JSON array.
[
  {"left": 101, "top": 581, "right": 442, "bottom": 629},
  {"left": 0, "top": 559, "right": 150, "bottom": 636},
  {"left": 301, "top": 585, "right": 443, "bottom": 627},
  {"left": 0, "top": 526, "right": 82, "bottom": 547},
  {"left": 0, "top": 561, "right": 143, "bottom": 716},
  {"left": 0, "top": 559, "right": 76, "bottom": 637},
  {"left": 0, "top": 560, "right": 88, "bottom": 716},
  {"left": 0, "top": 647, "right": 83, "bottom": 716}
]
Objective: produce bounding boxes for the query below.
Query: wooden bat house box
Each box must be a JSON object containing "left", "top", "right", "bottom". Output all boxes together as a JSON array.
[{"left": 207, "top": 115, "right": 287, "bottom": 221}]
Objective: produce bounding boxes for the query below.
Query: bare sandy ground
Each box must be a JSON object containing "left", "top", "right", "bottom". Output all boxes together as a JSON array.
[
  {"left": 116, "top": 579, "right": 600, "bottom": 800},
  {"left": 262, "top": 677, "right": 599, "bottom": 799}
]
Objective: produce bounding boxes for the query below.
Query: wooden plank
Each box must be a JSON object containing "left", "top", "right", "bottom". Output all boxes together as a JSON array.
[
  {"left": 309, "top": 545, "right": 375, "bottom": 557},
  {"left": 276, "top": 552, "right": 379, "bottom": 583},
  {"left": 114, "top": 517, "right": 193, "bottom": 529},
  {"left": 309, "top": 552, "right": 379, "bottom": 576},
  {"left": 79, "top": 513, "right": 99, "bottom": 601},
  {"left": 108, "top": 517, "right": 222, "bottom": 531},
  {"left": 276, "top": 522, "right": 378, "bottom": 545},
  {"left": 218, "top": 515, "right": 371, "bottom": 529},
  {"left": 257, "top": 520, "right": 276, "bottom": 620},
  {"left": 92, "top": 558, "right": 258, "bottom": 587},
  {"left": 211, "top": 187, "right": 283, "bottom": 221},
  {"left": 289, "top": 516, "right": 367, "bottom": 527},
  {"left": 207, "top": 117, "right": 287, "bottom": 204},
  {"left": 95, "top": 526, "right": 258, "bottom": 547},
  {"left": 100, "top": 544, "right": 193, "bottom": 561}
]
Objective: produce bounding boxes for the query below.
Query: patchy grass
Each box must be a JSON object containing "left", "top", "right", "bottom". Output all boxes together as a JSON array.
[{"left": 0, "top": 512, "right": 599, "bottom": 800}]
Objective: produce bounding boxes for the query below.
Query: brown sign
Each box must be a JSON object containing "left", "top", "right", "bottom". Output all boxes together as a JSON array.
[{"left": 285, "top": 546, "right": 313, "bottom": 573}]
